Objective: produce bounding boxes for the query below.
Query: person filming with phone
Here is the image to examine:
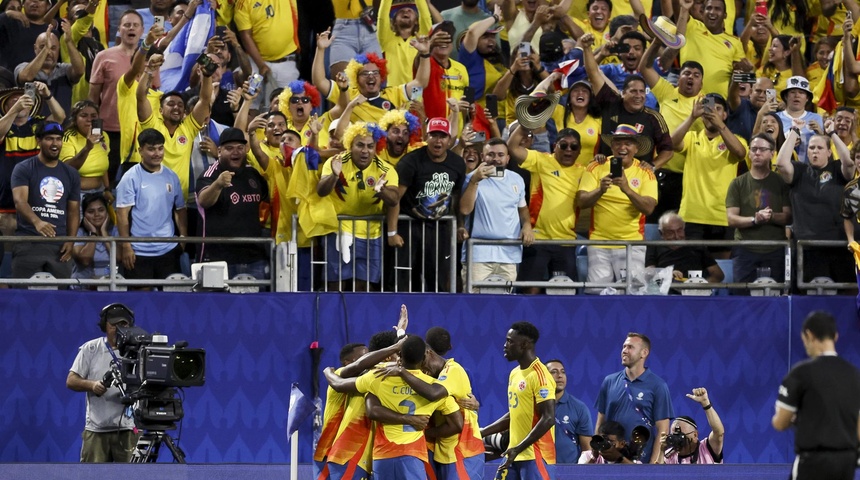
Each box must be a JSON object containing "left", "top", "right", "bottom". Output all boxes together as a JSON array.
[
  {"left": 459, "top": 138, "right": 533, "bottom": 292},
  {"left": 577, "top": 124, "right": 658, "bottom": 293}
]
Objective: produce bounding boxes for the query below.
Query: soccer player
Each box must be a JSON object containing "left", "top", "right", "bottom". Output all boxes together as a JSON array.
[
  {"left": 482, "top": 321, "right": 557, "bottom": 479},
  {"left": 374, "top": 325, "right": 485, "bottom": 479},
  {"left": 357, "top": 335, "right": 463, "bottom": 479}
]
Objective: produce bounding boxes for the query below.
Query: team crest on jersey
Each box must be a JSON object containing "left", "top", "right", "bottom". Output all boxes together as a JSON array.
[
  {"left": 723, "top": 40, "right": 732, "bottom": 49},
  {"left": 230, "top": 192, "right": 240, "bottom": 204},
  {"left": 820, "top": 171, "right": 832, "bottom": 183},
  {"left": 512, "top": 185, "right": 519, "bottom": 194},
  {"left": 631, "top": 178, "right": 640, "bottom": 188},
  {"left": 101, "top": 142, "right": 108, "bottom": 149},
  {"left": 518, "top": 380, "right": 526, "bottom": 391},
  {"left": 587, "top": 128, "right": 595, "bottom": 136},
  {"left": 178, "top": 135, "right": 188, "bottom": 145},
  {"left": 366, "top": 176, "right": 376, "bottom": 187},
  {"left": 305, "top": 129, "right": 312, "bottom": 137},
  {"left": 637, "top": 392, "right": 644, "bottom": 400},
  {"left": 382, "top": 101, "right": 392, "bottom": 110},
  {"left": 249, "top": 178, "right": 259, "bottom": 189},
  {"left": 718, "top": 142, "right": 727, "bottom": 151},
  {"left": 538, "top": 388, "right": 550, "bottom": 399},
  {"left": 166, "top": 183, "right": 173, "bottom": 193},
  {"left": 439, "top": 375, "right": 447, "bottom": 381}
]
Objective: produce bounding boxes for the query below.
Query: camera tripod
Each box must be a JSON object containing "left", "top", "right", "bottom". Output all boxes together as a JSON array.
[{"left": 130, "top": 430, "right": 187, "bottom": 463}]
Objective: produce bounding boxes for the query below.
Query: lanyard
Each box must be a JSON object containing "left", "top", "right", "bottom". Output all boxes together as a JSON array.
[{"left": 623, "top": 380, "right": 653, "bottom": 428}]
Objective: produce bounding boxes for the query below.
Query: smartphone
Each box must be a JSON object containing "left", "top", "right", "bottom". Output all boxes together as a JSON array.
[
  {"left": 24, "top": 82, "right": 36, "bottom": 99},
  {"left": 91, "top": 119, "right": 103, "bottom": 136},
  {"left": 153, "top": 15, "right": 165, "bottom": 29},
  {"left": 732, "top": 72, "right": 756, "bottom": 84},
  {"left": 766, "top": 88, "right": 777, "bottom": 102},
  {"left": 610, "top": 156, "right": 623, "bottom": 178},
  {"left": 411, "top": 86, "right": 423, "bottom": 101},
  {"left": 216, "top": 25, "right": 228, "bottom": 38},
  {"left": 463, "top": 86, "right": 475, "bottom": 104},
  {"left": 248, "top": 73, "right": 264, "bottom": 96},
  {"left": 485, "top": 94, "right": 498, "bottom": 118},
  {"left": 490, "top": 165, "right": 504, "bottom": 177},
  {"left": 754, "top": 0, "right": 767, "bottom": 16},
  {"left": 702, "top": 96, "right": 715, "bottom": 111},
  {"left": 848, "top": 10, "right": 853, "bottom": 20},
  {"left": 473, "top": 130, "right": 487, "bottom": 142},
  {"left": 196, "top": 53, "right": 218, "bottom": 76},
  {"left": 519, "top": 42, "right": 531, "bottom": 58},
  {"left": 609, "top": 43, "right": 631, "bottom": 54}
]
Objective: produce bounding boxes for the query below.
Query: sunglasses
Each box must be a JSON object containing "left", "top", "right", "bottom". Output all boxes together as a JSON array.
[
  {"left": 290, "top": 96, "right": 311, "bottom": 104},
  {"left": 557, "top": 142, "right": 581, "bottom": 151},
  {"left": 355, "top": 170, "right": 365, "bottom": 190},
  {"left": 789, "top": 77, "right": 809, "bottom": 89}
]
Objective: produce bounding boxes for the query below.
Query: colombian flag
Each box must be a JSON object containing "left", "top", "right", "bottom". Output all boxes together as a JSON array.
[{"left": 815, "top": 47, "right": 839, "bottom": 114}]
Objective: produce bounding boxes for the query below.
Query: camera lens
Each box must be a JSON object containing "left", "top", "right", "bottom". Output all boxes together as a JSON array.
[{"left": 173, "top": 351, "right": 205, "bottom": 381}]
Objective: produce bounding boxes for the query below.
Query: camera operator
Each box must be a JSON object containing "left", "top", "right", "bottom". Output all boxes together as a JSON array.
[
  {"left": 578, "top": 421, "right": 641, "bottom": 464},
  {"left": 657, "top": 387, "right": 725, "bottom": 464},
  {"left": 66, "top": 303, "right": 140, "bottom": 462}
]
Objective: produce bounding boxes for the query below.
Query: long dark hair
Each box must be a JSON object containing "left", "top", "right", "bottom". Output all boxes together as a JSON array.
[
  {"left": 768, "top": 0, "right": 809, "bottom": 37},
  {"left": 63, "top": 100, "right": 99, "bottom": 135},
  {"left": 562, "top": 83, "right": 601, "bottom": 129},
  {"left": 763, "top": 112, "right": 787, "bottom": 150}
]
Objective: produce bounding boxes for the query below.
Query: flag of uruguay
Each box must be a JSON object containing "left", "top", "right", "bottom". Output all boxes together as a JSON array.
[{"left": 160, "top": 2, "right": 215, "bottom": 92}]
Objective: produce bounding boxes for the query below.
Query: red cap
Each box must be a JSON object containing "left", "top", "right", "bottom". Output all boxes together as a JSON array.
[{"left": 427, "top": 117, "right": 451, "bottom": 135}]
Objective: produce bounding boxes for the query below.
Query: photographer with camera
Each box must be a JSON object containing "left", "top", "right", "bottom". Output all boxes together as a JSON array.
[
  {"left": 578, "top": 421, "right": 641, "bottom": 464},
  {"left": 66, "top": 303, "right": 140, "bottom": 462},
  {"left": 657, "top": 387, "right": 725, "bottom": 464}
]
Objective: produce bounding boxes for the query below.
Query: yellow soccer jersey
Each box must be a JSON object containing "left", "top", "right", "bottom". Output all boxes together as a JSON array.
[
  {"left": 550, "top": 107, "right": 602, "bottom": 167},
  {"left": 325, "top": 391, "right": 373, "bottom": 472},
  {"left": 432, "top": 359, "right": 484, "bottom": 464},
  {"left": 234, "top": 0, "right": 299, "bottom": 61},
  {"left": 140, "top": 112, "right": 202, "bottom": 200},
  {"left": 678, "top": 129, "right": 746, "bottom": 226},
  {"left": 377, "top": 0, "right": 432, "bottom": 86},
  {"left": 61, "top": 129, "right": 111, "bottom": 179},
  {"left": 355, "top": 369, "right": 460, "bottom": 462},
  {"left": 117, "top": 81, "right": 160, "bottom": 167},
  {"left": 680, "top": 19, "right": 744, "bottom": 98},
  {"left": 378, "top": 143, "right": 423, "bottom": 167},
  {"left": 247, "top": 141, "right": 295, "bottom": 243},
  {"left": 650, "top": 77, "right": 703, "bottom": 173},
  {"left": 314, "top": 367, "right": 351, "bottom": 462},
  {"left": 580, "top": 159, "right": 658, "bottom": 244},
  {"left": 520, "top": 150, "right": 584, "bottom": 240},
  {"left": 329, "top": 83, "right": 412, "bottom": 125},
  {"left": 321, "top": 154, "right": 399, "bottom": 238},
  {"left": 507, "top": 358, "right": 556, "bottom": 463}
]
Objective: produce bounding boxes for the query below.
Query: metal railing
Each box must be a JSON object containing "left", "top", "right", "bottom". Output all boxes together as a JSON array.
[
  {"left": 0, "top": 235, "right": 277, "bottom": 291},
  {"left": 796, "top": 239, "right": 857, "bottom": 292},
  {"left": 290, "top": 214, "right": 458, "bottom": 293},
  {"left": 464, "top": 238, "right": 796, "bottom": 294}
]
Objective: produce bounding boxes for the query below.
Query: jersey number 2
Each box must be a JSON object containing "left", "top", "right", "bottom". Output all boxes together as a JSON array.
[{"left": 399, "top": 399, "right": 417, "bottom": 432}]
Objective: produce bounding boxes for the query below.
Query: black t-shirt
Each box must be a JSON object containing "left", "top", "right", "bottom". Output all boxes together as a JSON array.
[
  {"left": 195, "top": 162, "right": 269, "bottom": 263},
  {"left": 396, "top": 146, "right": 466, "bottom": 221},
  {"left": 777, "top": 355, "right": 860, "bottom": 453},
  {"left": 0, "top": 14, "right": 49, "bottom": 71},
  {"left": 595, "top": 83, "right": 673, "bottom": 163},
  {"left": 645, "top": 245, "right": 717, "bottom": 274},
  {"left": 789, "top": 160, "right": 849, "bottom": 240},
  {"left": 10, "top": 156, "right": 81, "bottom": 236}
]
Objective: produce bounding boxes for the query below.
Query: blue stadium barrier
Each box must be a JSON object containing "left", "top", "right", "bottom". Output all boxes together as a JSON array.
[{"left": 0, "top": 291, "right": 857, "bottom": 464}]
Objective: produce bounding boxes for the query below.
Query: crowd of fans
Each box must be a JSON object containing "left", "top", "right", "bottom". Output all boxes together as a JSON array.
[{"left": 0, "top": 0, "right": 858, "bottom": 293}]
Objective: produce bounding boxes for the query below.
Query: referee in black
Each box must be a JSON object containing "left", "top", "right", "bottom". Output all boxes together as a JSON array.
[{"left": 772, "top": 310, "right": 860, "bottom": 480}]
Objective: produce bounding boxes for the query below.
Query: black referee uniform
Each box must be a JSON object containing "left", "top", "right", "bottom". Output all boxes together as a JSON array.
[{"left": 776, "top": 354, "right": 860, "bottom": 480}]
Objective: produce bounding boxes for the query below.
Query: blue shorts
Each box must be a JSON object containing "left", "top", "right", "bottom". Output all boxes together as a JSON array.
[
  {"left": 435, "top": 454, "right": 485, "bottom": 480},
  {"left": 327, "top": 460, "right": 369, "bottom": 480},
  {"left": 329, "top": 19, "right": 382, "bottom": 66},
  {"left": 494, "top": 459, "right": 555, "bottom": 480},
  {"left": 324, "top": 234, "right": 382, "bottom": 283},
  {"left": 373, "top": 456, "right": 432, "bottom": 480}
]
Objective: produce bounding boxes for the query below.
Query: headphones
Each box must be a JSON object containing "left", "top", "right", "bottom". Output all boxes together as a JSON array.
[{"left": 98, "top": 303, "right": 135, "bottom": 332}]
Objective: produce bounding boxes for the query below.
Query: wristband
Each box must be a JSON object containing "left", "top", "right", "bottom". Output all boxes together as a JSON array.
[
  {"left": 419, "top": 53, "right": 431, "bottom": 58},
  {"left": 751, "top": 217, "right": 756, "bottom": 226},
  {"left": 703, "top": 404, "right": 712, "bottom": 410},
  {"left": 396, "top": 328, "right": 406, "bottom": 338},
  {"left": 387, "top": 231, "right": 398, "bottom": 237}
]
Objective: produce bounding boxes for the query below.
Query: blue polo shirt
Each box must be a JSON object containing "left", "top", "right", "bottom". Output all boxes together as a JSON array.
[
  {"left": 555, "top": 391, "right": 593, "bottom": 463},
  {"left": 595, "top": 368, "right": 673, "bottom": 463},
  {"left": 599, "top": 63, "right": 658, "bottom": 110}
]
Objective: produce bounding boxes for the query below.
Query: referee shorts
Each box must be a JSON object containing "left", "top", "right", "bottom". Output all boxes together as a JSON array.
[{"left": 791, "top": 451, "right": 858, "bottom": 480}]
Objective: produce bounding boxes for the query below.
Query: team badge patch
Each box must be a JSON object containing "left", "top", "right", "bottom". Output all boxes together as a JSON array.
[
  {"left": 718, "top": 143, "right": 726, "bottom": 151},
  {"left": 366, "top": 176, "right": 376, "bottom": 187},
  {"left": 820, "top": 171, "right": 832, "bottom": 183},
  {"left": 178, "top": 135, "right": 188, "bottom": 145},
  {"left": 230, "top": 192, "right": 240, "bottom": 204},
  {"left": 539, "top": 388, "right": 550, "bottom": 399},
  {"left": 631, "top": 178, "right": 640, "bottom": 188},
  {"left": 518, "top": 380, "right": 526, "bottom": 391},
  {"left": 587, "top": 128, "right": 595, "bottom": 136},
  {"left": 382, "top": 101, "right": 392, "bottom": 110}
]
